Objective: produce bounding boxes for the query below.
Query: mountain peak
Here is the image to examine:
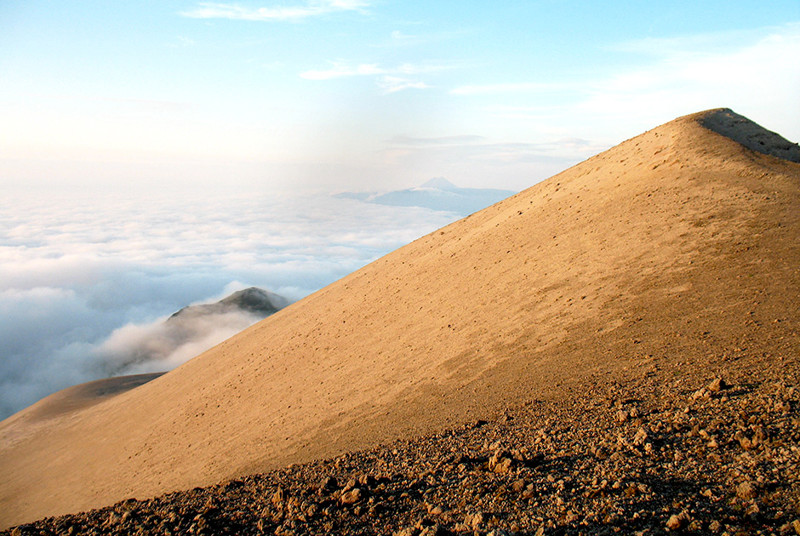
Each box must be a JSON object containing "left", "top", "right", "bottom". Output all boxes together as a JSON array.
[
  {"left": 2, "top": 109, "right": 799, "bottom": 529},
  {"left": 419, "top": 177, "right": 458, "bottom": 190},
  {"left": 170, "top": 287, "right": 288, "bottom": 320},
  {"left": 218, "top": 287, "right": 290, "bottom": 314}
]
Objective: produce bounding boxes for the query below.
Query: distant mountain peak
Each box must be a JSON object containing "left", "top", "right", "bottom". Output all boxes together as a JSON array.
[
  {"left": 419, "top": 177, "right": 458, "bottom": 190},
  {"left": 219, "top": 287, "right": 290, "bottom": 314},
  {"left": 335, "top": 178, "right": 515, "bottom": 215},
  {"left": 169, "top": 287, "right": 288, "bottom": 321}
]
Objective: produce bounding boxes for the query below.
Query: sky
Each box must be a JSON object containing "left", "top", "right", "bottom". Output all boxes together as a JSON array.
[
  {"left": 1, "top": 2, "right": 799, "bottom": 418},
  {"left": 1, "top": 1, "right": 798, "bottom": 193}
]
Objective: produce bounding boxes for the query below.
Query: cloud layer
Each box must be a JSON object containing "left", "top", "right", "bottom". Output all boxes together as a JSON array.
[
  {"left": 96, "top": 308, "right": 265, "bottom": 376},
  {"left": 0, "top": 189, "right": 456, "bottom": 419}
]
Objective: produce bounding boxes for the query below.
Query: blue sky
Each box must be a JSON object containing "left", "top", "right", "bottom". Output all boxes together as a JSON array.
[{"left": 1, "top": 1, "right": 798, "bottom": 193}]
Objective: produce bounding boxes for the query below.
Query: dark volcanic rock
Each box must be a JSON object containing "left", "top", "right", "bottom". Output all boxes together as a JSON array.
[
  {"left": 700, "top": 108, "right": 800, "bottom": 162},
  {"left": 169, "top": 287, "right": 289, "bottom": 321}
]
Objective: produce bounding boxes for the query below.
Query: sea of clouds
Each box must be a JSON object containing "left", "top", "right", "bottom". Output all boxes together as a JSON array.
[{"left": 0, "top": 188, "right": 460, "bottom": 419}]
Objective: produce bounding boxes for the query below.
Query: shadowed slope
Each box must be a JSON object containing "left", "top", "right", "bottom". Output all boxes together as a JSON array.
[
  {"left": 0, "top": 373, "right": 164, "bottom": 425},
  {"left": 701, "top": 108, "right": 800, "bottom": 162},
  {"left": 1, "top": 109, "right": 798, "bottom": 528}
]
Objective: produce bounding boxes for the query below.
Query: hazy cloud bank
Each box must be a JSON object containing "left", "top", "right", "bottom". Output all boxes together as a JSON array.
[
  {"left": 0, "top": 190, "right": 456, "bottom": 419},
  {"left": 97, "top": 308, "right": 262, "bottom": 376}
]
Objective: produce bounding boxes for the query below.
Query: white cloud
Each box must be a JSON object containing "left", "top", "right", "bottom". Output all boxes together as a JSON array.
[
  {"left": 395, "top": 63, "right": 450, "bottom": 75},
  {"left": 174, "top": 36, "right": 196, "bottom": 47},
  {"left": 300, "top": 61, "right": 452, "bottom": 93},
  {"left": 391, "top": 30, "right": 415, "bottom": 41},
  {"left": 300, "top": 61, "right": 450, "bottom": 81},
  {"left": 389, "top": 135, "right": 486, "bottom": 146},
  {"left": 377, "top": 76, "right": 429, "bottom": 94},
  {"left": 385, "top": 133, "right": 603, "bottom": 165},
  {"left": 300, "top": 62, "right": 385, "bottom": 80},
  {"left": 95, "top": 309, "right": 263, "bottom": 375},
  {"left": 452, "top": 23, "right": 800, "bottom": 143},
  {"left": 0, "top": 189, "right": 456, "bottom": 419},
  {"left": 180, "top": 0, "right": 371, "bottom": 21},
  {"left": 606, "top": 26, "right": 776, "bottom": 56},
  {"left": 450, "top": 82, "right": 569, "bottom": 96},
  {"left": 374, "top": 28, "right": 471, "bottom": 49},
  {"left": 575, "top": 22, "right": 800, "bottom": 141}
]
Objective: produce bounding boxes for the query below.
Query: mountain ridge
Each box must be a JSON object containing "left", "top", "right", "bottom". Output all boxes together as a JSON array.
[
  {"left": 1, "top": 108, "right": 798, "bottom": 529},
  {"left": 700, "top": 107, "right": 800, "bottom": 162},
  {"left": 98, "top": 286, "right": 290, "bottom": 376},
  {"left": 169, "top": 287, "right": 289, "bottom": 321},
  {"left": 336, "top": 178, "right": 515, "bottom": 215}
]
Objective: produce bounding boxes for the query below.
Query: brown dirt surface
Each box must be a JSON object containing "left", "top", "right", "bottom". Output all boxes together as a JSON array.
[
  {"left": 1, "top": 108, "right": 798, "bottom": 533},
  {"left": 5, "top": 365, "right": 798, "bottom": 535}
]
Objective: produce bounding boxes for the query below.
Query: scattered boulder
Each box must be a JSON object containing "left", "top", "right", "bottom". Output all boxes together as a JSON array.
[
  {"left": 707, "top": 377, "right": 727, "bottom": 392},
  {"left": 6, "top": 355, "right": 799, "bottom": 536},
  {"left": 318, "top": 476, "right": 338, "bottom": 493},
  {"left": 736, "top": 481, "right": 757, "bottom": 501},
  {"left": 271, "top": 487, "right": 285, "bottom": 507},
  {"left": 340, "top": 488, "right": 364, "bottom": 505},
  {"left": 632, "top": 427, "right": 648, "bottom": 446},
  {"left": 666, "top": 511, "right": 691, "bottom": 530},
  {"left": 488, "top": 450, "right": 514, "bottom": 473}
]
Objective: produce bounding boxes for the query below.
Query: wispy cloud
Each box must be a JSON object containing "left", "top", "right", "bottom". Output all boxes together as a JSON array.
[
  {"left": 389, "top": 134, "right": 485, "bottom": 146},
  {"left": 96, "top": 308, "right": 265, "bottom": 376},
  {"left": 451, "top": 23, "right": 800, "bottom": 143},
  {"left": 571, "top": 22, "right": 800, "bottom": 138},
  {"left": 300, "top": 62, "right": 385, "bottom": 80},
  {"left": 370, "top": 28, "right": 472, "bottom": 49},
  {"left": 300, "top": 61, "right": 450, "bottom": 80},
  {"left": 450, "top": 82, "right": 568, "bottom": 96},
  {"left": 391, "top": 30, "right": 416, "bottom": 41},
  {"left": 384, "top": 134, "right": 603, "bottom": 167},
  {"left": 605, "top": 25, "right": 782, "bottom": 56},
  {"left": 180, "top": 0, "right": 371, "bottom": 21},
  {"left": 300, "top": 61, "right": 451, "bottom": 93},
  {"left": 170, "top": 36, "right": 196, "bottom": 48},
  {"left": 377, "top": 76, "right": 429, "bottom": 94}
]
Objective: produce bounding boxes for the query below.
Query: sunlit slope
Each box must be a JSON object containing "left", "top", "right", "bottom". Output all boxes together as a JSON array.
[{"left": 1, "top": 109, "right": 798, "bottom": 528}]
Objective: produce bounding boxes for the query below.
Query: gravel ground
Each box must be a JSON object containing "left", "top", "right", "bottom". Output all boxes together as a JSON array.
[{"left": 5, "top": 351, "right": 798, "bottom": 536}]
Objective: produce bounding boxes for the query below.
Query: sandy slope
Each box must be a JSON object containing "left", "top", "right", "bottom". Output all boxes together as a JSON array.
[{"left": 1, "top": 108, "right": 798, "bottom": 528}]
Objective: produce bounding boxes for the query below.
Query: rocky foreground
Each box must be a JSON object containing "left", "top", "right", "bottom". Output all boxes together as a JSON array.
[{"left": 5, "top": 351, "right": 798, "bottom": 536}]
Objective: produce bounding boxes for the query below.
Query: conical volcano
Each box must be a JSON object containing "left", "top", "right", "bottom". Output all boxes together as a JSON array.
[{"left": 1, "top": 108, "right": 798, "bottom": 529}]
